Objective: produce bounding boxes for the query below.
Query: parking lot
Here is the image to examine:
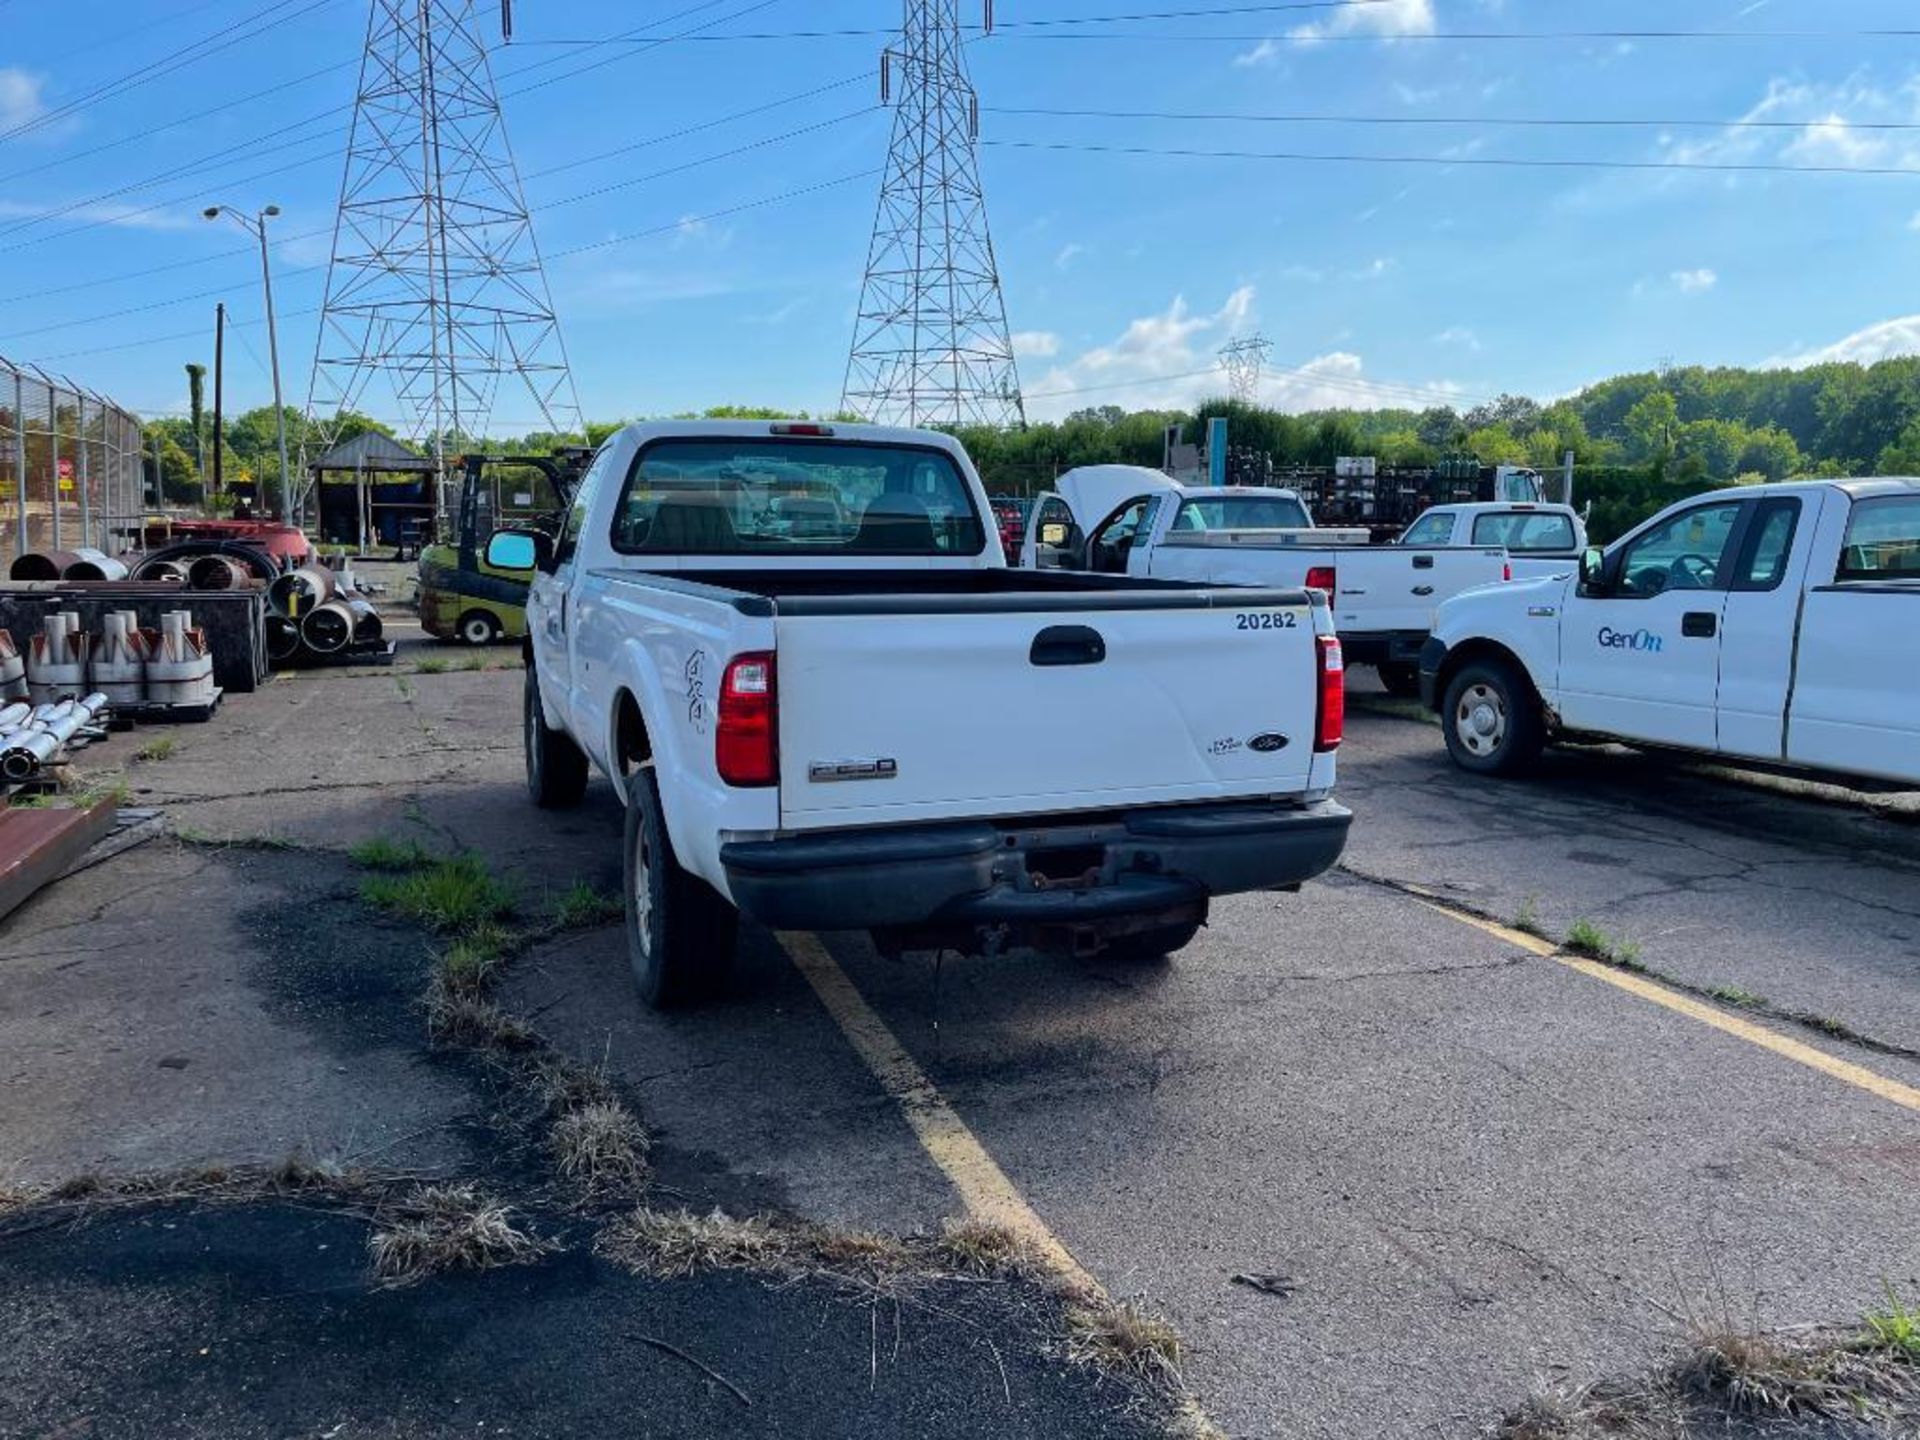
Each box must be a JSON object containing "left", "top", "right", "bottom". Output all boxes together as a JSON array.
[{"left": 3, "top": 600, "right": 1918, "bottom": 1439}]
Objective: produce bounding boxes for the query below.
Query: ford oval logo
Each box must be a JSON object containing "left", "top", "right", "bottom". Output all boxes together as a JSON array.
[{"left": 1248, "top": 732, "right": 1290, "bottom": 753}]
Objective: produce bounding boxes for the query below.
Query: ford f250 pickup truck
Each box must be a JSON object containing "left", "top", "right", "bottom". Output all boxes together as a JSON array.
[
  {"left": 1419, "top": 478, "right": 1920, "bottom": 787},
  {"left": 489, "top": 422, "right": 1352, "bottom": 1007},
  {"left": 1394, "top": 501, "right": 1588, "bottom": 581},
  {"left": 1018, "top": 466, "right": 1511, "bottom": 697}
]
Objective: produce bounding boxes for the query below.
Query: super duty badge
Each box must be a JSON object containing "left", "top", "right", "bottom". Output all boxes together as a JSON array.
[{"left": 808, "top": 758, "right": 899, "bottom": 784}]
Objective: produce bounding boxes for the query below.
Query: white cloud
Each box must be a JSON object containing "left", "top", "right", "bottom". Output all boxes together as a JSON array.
[
  {"left": 1291, "top": 0, "right": 1436, "bottom": 43},
  {"left": 1671, "top": 268, "right": 1718, "bottom": 293},
  {"left": 1011, "top": 330, "right": 1061, "bottom": 358},
  {"left": 671, "top": 214, "right": 733, "bottom": 251},
  {"left": 1054, "top": 242, "right": 1086, "bottom": 271},
  {"left": 1232, "top": 38, "right": 1281, "bottom": 68},
  {"left": 1343, "top": 256, "right": 1396, "bottom": 281},
  {"left": 0, "top": 199, "right": 194, "bottom": 233},
  {"left": 1432, "top": 326, "right": 1482, "bottom": 350},
  {"left": 1771, "top": 314, "right": 1920, "bottom": 367},
  {"left": 0, "top": 68, "right": 46, "bottom": 131}
]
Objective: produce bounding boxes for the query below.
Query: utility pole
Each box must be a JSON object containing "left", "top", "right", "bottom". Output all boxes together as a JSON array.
[
  {"left": 11, "top": 364, "right": 26, "bottom": 562},
  {"left": 205, "top": 204, "right": 292, "bottom": 527},
  {"left": 843, "top": 0, "right": 1024, "bottom": 428},
  {"left": 212, "top": 302, "right": 225, "bottom": 500}
]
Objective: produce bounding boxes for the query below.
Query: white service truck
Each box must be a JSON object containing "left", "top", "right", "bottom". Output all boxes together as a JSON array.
[
  {"left": 1395, "top": 501, "right": 1589, "bottom": 580},
  {"left": 1419, "top": 478, "right": 1920, "bottom": 786},
  {"left": 1018, "top": 466, "right": 1521, "bottom": 697},
  {"left": 491, "top": 423, "right": 1352, "bottom": 1007}
]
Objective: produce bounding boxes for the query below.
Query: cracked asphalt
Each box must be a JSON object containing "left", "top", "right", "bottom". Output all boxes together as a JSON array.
[{"left": 9, "top": 618, "right": 1919, "bottom": 1437}]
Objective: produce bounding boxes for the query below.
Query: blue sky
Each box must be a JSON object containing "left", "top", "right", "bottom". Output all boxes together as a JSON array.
[{"left": 2, "top": 0, "right": 1918, "bottom": 429}]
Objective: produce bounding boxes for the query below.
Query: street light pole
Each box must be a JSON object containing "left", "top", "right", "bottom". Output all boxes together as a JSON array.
[{"left": 204, "top": 204, "right": 291, "bottom": 529}]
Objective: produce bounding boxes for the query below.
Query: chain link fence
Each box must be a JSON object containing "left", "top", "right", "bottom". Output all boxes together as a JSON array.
[{"left": 0, "top": 354, "right": 150, "bottom": 566}]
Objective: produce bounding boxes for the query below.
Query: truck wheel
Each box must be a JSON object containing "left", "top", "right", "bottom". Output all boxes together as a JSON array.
[
  {"left": 459, "top": 610, "right": 502, "bottom": 646},
  {"left": 1441, "top": 658, "right": 1545, "bottom": 776},
  {"left": 1376, "top": 662, "right": 1421, "bottom": 699},
  {"left": 624, "top": 767, "right": 738, "bottom": 1008},
  {"left": 524, "top": 665, "right": 588, "bottom": 808},
  {"left": 1102, "top": 919, "right": 1203, "bottom": 963}
]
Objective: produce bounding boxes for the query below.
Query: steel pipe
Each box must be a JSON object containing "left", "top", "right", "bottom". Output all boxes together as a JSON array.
[
  {"left": 187, "top": 554, "right": 251, "bottom": 591},
  {"left": 269, "top": 564, "right": 337, "bottom": 618},
  {"left": 64, "top": 548, "right": 130, "bottom": 581},
  {"left": 1, "top": 729, "right": 58, "bottom": 781},
  {"left": 10, "top": 551, "right": 82, "bottom": 582}
]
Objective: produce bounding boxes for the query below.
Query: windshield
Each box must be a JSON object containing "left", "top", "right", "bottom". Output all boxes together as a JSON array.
[
  {"left": 1171, "top": 494, "right": 1312, "bottom": 532},
  {"left": 610, "top": 439, "right": 986, "bottom": 556}
]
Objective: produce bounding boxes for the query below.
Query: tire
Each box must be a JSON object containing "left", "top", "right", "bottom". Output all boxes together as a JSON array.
[
  {"left": 524, "top": 665, "right": 589, "bottom": 809},
  {"left": 459, "top": 609, "right": 502, "bottom": 646},
  {"left": 1376, "top": 661, "right": 1421, "bottom": 699},
  {"left": 1441, "top": 657, "right": 1546, "bottom": 776},
  {"left": 1101, "top": 919, "right": 1203, "bottom": 963},
  {"left": 623, "top": 766, "right": 738, "bottom": 1008}
]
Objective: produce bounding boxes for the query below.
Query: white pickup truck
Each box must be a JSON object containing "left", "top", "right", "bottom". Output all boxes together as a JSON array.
[
  {"left": 489, "top": 422, "right": 1352, "bottom": 1007},
  {"left": 1019, "top": 466, "right": 1516, "bottom": 696},
  {"left": 1419, "top": 478, "right": 1920, "bottom": 786},
  {"left": 1396, "top": 501, "right": 1588, "bottom": 581}
]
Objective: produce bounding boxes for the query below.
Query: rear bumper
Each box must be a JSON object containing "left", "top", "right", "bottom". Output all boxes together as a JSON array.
[
  {"left": 719, "top": 799, "right": 1352, "bottom": 932},
  {"left": 1340, "top": 630, "right": 1429, "bottom": 668}
]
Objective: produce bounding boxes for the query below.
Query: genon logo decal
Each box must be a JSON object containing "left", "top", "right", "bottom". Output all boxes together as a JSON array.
[{"left": 1597, "top": 626, "right": 1664, "bottom": 654}]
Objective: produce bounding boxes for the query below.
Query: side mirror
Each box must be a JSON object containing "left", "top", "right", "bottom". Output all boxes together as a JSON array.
[
  {"left": 486, "top": 528, "right": 549, "bottom": 573},
  {"left": 1578, "top": 546, "right": 1607, "bottom": 593},
  {"left": 1039, "top": 521, "right": 1070, "bottom": 548}
]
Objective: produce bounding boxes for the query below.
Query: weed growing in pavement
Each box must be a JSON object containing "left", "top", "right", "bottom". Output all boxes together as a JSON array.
[
  {"left": 1707, "top": 984, "right": 1767, "bottom": 1009},
  {"left": 437, "top": 922, "right": 515, "bottom": 997},
  {"left": 1865, "top": 1283, "right": 1920, "bottom": 1361},
  {"left": 551, "top": 881, "right": 622, "bottom": 930},
  {"left": 455, "top": 655, "right": 488, "bottom": 671},
  {"left": 1513, "top": 895, "right": 1546, "bottom": 938},
  {"left": 368, "top": 1183, "right": 553, "bottom": 1285},
  {"left": 348, "top": 834, "right": 436, "bottom": 872},
  {"left": 394, "top": 675, "right": 412, "bottom": 698},
  {"left": 134, "top": 735, "right": 176, "bottom": 762},
  {"left": 1563, "top": 919, "right": 1643, "bottom": 971},
  {"left": 938, "top": 1217, "right": 1047, "bottom": 1279},
  {"left": 425, "top": 985, "right": 536, "bottom": 1050},
  {"left": 362, "top": 853, "right": 514, "bottom": 932},
  {"left": 415, "top": 658, "right": 449, "bottom": 674},
  {"left": 549, "top": 1101, "right": 650, "bottom": 1190},
  {"left": 1066, "top": 1298, "right": 1185, "bottom": 1387}
]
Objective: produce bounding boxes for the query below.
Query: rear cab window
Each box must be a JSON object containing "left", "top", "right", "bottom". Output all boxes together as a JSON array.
[
  {"left": 1470, "top": 510, "right": 1577, "bottom": 553},
  {"left": 1838, "top": 495, "right": 1920, "bottom": 581},
  {"left": 610, "top": 439, "right": 986, "bottom": 556},
  {"left": 1171, "top": 494, "right": 1312, "bottom": 532}
]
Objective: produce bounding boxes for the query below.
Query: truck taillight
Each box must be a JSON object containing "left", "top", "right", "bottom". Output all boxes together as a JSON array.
[
  {"left": 717, "top": 652, "right": 777, "bottom": 786},
  {"left": 1305, "top": 565, "right": 1336, "bottom": 594},
  {"left": 1314, "top": 635, "right": 1344, "bottom": 753}
]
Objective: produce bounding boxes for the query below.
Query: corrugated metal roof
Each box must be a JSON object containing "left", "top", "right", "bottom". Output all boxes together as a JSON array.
[{"left": 308, "top": 430, "right": 434, "bottom": 472}]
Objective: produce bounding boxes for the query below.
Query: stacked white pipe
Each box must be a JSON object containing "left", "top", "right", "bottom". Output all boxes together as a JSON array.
[
  {"left": 147, "top": 611, "right": 217, "bottom": 706},
  {"left": 26, "top": 612, "right": 89, "bottom": 705},
  {"left": 0, "top": 692, "right": 110, "bottom": 782}
]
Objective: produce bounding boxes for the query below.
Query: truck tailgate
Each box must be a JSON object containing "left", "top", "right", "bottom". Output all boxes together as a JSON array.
[
  {"left": 1328, "top": 548, "right": 1507, "bottom": 634},
  {"left": 773, "top": 592, "right": 1323, "bottom": 829}
]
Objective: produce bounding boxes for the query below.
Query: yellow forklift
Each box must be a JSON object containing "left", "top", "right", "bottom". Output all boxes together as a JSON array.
[{"left": 417, "top": 449, "right": 590, "bottom": 644}]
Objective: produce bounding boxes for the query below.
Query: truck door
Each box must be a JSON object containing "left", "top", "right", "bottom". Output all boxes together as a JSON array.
[
  {"left": 529, "top": 445, "right": 613, "bottom": 731},
  {"left": 1714, "top": 496, "right": 1810, "bottom": 760},
  {"left": 1554, "top": 497, "right": 1744, "bottom": 748}
]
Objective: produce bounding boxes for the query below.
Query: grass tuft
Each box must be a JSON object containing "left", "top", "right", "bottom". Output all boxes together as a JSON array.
[
  {"left": 363, "top": 853, "right": 514, "bottom": 932},
  {"left": 455, "top": 655, "right": 488, "bottom": 672},
  {"left": 368, "top": 1184, "right": 551, "bottom": 1285},
  {"left": 134, "top": 735, "right": 176, "bottom": 762},
  {"left": 549, "top": 1101, "right": 650, "bottom": 1190},
  {"left": 426, "top": 984, "right": 535, "bottom": 1051},
  {"left": 937, "top": 1217, "right": 1047, "bottom": 1279},
  {"left": 551, "top": 881, "right": 622, "bottom": 931},
  {"left": 1707, "top": 983, "right": 1767, "bottom": 1009},
  {"left": 348, "top": 834, "right": 436, "bottom": 872},
  {"left": 1512, "top": 895, "right": 1546, "bottom": 938},
  {"left": 600, "top": 1207, "right": 788, "bottom": 1278},
  {"left": 438, "top": 922, "right": 515, "bottom": 997},
  {"left": 414, "top": 658, "right": 449, "bottom": 675},
  {"left": 1865, "top": 1283, "right": 1920, "bottom": 1361},
  {"left": 1563, "top": 919, "right": 1643, "bottom": 971},
  {"left": 1066, "top": 1298, "right": 1184, "bottom": 1387}
]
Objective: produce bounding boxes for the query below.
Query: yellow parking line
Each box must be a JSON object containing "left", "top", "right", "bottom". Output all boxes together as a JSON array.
[
  {"left": 776, "top": 930, "right": 1103, "bottom": 1297},
  {"left": 1415, "top": 898, "right": 1920, "bottom": 1116}
]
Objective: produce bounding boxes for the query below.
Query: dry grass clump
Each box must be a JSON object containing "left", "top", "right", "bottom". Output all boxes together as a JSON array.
[
  {"left": 549, "top": 1101, "right": 650, "bottom": 1189},
  {"left": 937, "top": 1217, "right": 1048, "bottom": 1280},
  {"left": 425, "top": 983, "right": 535, "bottom": 1050},
  {"left": 1065, "top": 1298, "right": 1184, "bottom": 1387},
  {"left": 368, "top": 1183, "right": 551, "bottom": 1285},
  {"left": 600, "top": 1207, "right": 790, "bottom": 1278}
]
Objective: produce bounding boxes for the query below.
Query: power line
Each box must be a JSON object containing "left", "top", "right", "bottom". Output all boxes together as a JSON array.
[
  {"left": 981, "top": 137, "right": 1920, "bottom": 177},
  {"left": 989, "top": 105, "right": 1920, "bottom": 133},
  {"left": 473, "top": 24, "right": 1920, "bottom": 45}
]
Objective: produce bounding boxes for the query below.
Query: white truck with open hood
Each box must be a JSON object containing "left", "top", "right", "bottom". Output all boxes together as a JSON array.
[{"left": 489, "top": 423, "right": 1351, "bottom": 1007}]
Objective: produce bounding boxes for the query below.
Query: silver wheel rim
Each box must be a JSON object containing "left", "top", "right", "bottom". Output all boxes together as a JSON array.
[
  {"left": 1454, "top": 682, "right": 1507, "bottom": 757},
  {"left": 631, "top": 818, "right": 654, "bottom": 960},
  {"left": 465, "top": 618, "right": 490, "bottom": 644}
]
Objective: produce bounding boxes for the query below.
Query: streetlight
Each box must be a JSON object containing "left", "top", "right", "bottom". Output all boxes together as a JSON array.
[{"left": 204, "top": 203, "right": 291, "bottom": 529}]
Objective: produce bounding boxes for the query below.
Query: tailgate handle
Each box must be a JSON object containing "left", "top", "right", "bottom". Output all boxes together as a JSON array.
[
  {"left": 1412, "top": 554, "right": 1435, "bottom": 569},
  {"left": 1030, "top": 624, "right": 1106, "bottom": 667}
]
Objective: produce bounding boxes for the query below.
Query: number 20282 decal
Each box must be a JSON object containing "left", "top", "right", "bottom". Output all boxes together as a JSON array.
[{"left": 1235, "top": 611, "right": 1300, "bottom": 631}]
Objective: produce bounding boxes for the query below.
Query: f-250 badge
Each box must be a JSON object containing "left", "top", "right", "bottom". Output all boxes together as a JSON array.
[{"left": 684, "top": 651, "right": 709, "bottom": 734}]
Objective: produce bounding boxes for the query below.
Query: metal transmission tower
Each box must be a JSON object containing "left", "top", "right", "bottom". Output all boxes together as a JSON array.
[
  {"left": 305, "top": 0, "right": 580, "bottom": 480},
  {"left": 843, "top": 1, "right": 1025, "bottom": 429},
  {"left": 1220, "top": 334, "right": 1272, "bottom": 406}
]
